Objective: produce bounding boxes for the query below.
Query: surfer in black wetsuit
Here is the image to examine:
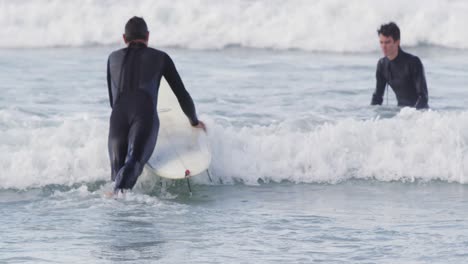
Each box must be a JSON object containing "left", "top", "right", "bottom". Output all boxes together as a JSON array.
[
  {"left": 107, "top": 17, "right": 206, "bottom": 194},
  {"left": 371, "top": 22, "right": 429, "bottom": 109}
]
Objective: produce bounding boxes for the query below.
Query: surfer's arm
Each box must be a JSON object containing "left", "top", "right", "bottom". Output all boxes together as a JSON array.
[
  {"left": 411, "top": 57, "right": 429, "bottom": 109},
  {"left": 107, "top": 58, "right": 113, "bottom": 108},
  {"left": 163, "top": 53, "right": 199, "bottom": 126},
  {"left": 371, "top": 60, "right": 386, "bottom": 105}
]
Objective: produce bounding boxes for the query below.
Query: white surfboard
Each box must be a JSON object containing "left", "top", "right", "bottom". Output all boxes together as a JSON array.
[{"left": 145, "top": 78, "right": 211, "bottom": 179}]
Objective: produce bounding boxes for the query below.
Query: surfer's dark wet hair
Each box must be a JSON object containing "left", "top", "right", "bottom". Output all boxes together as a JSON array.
[
  {"left": 377, "top": 22, "right": 400, "bottom": 41},
  {"left": 124, "top": 16, "right": 149, "bottom": 41}
]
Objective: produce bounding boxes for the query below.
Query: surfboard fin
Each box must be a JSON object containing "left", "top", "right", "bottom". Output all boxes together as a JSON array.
[
  {"left": 206, "top": 169, "right": 213, "bottom": 183},
  {"left": 186, "top": 178, "right": 192, "bottom": 196}
]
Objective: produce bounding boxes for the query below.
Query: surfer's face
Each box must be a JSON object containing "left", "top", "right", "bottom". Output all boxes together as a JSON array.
[{"left": 379, "top": 34, "right": 399, "bottom": 59}]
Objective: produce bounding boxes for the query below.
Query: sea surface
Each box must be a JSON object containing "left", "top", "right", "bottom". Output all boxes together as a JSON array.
[{"left": 2, "top": 1, "right": 468, "bottom": 263}]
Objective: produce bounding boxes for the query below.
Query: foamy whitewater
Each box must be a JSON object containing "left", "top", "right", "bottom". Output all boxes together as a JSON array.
[
  {"left": 2, "top": 0, "right": 468, "bottom": 51},
  {"left": 2, "top": 1, "right": 468, "bottom": 263}
]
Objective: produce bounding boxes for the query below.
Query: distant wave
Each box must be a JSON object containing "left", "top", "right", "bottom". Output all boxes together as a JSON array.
[
  {"left": 2, "top": 108, "right": 468, "bottom": 189},
  {"left": 2, "top": 0, "right": 468, "bottom": 51}
]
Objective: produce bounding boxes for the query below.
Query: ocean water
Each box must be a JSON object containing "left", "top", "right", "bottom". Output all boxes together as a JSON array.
[{"left": 2, "top": 1, "right": 468, "bottom": 263}]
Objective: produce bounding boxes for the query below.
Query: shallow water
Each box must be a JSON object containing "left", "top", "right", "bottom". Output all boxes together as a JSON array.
[
  {"left": 2, "top": 40, "right": 468, "bottom": 263},
  {"left": 1, "top": 181, "right": 468, "bottom": 263}
]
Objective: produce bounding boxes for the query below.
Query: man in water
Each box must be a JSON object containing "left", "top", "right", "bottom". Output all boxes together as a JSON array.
[
  {"left": 371, "top": 22, "right": 429, "bottom": 109},
  {"left": 107, "top": 16, "right": 205, "bottom": 194}
]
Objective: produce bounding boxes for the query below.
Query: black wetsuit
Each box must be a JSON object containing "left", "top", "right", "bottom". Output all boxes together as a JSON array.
[
  {"left": 107, "top": 42, "right": 199, "bottom": 192},
  {"left": 371, "top": 48, "right": 429, "bottom": 109}
]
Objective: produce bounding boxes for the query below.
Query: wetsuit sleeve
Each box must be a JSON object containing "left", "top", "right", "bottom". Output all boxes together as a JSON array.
[
  {"left": 163, "top": 53, "right": 199, "bottom": 126},
  {"left": 371, "top": 60, "right": 386, "bottom": 105},
  {"left": 411, "top": 57, "right": 429, "bottom": 109},
  {"left": 107, "top": 58, "right": 113, "bottom": 108}
]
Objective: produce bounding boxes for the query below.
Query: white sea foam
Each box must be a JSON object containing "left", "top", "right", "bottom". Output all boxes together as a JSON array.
[
  {"left": 2, "top": 108, "right": 468, "bottom": 189},
  {"left": 0, "top": 111, "right": 109, "bottom": 189},
  {"left": 2, "top": 0, "right": 468, "bottom": 51},
  {"left": 208, "top": 108, "right": 468, "bottom": 184}
]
